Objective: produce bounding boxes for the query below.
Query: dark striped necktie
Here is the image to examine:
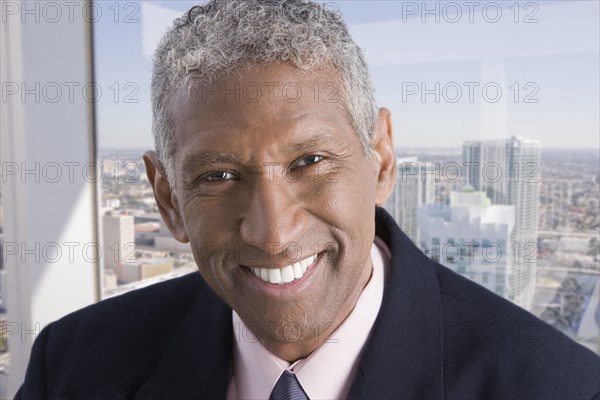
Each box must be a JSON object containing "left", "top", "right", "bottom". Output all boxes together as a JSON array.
[{"left": 270, "top": 370, "right": 309, "bottom": 400}]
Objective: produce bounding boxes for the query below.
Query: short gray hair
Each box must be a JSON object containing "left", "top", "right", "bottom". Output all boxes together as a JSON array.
[{"left": 151, "top": 0, "right": 377, "bottom": 185}]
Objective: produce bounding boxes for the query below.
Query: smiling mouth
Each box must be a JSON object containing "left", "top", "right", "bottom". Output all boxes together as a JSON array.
[{"left": 248, "top": 252, "right": 320, "bottom": 285}]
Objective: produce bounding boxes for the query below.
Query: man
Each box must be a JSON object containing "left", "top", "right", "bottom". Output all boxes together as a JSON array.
[{"left": 17, "top": 0, "right": 600, "bottom": 399}]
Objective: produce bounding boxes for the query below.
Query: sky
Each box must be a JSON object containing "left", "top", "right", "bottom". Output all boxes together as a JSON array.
[{"left": 93, "top": 0, "right": 600, "bottom": 150}]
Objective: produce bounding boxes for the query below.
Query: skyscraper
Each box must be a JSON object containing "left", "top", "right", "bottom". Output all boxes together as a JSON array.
[
  {"left": 462, "top": 136, "right": 541, "bottom": 309},
  {"left": 385, "top": 157, "right": 437, "bottom": 243},
  {"left": 463, "top": 139, "right": 508, "bottom": 204}
]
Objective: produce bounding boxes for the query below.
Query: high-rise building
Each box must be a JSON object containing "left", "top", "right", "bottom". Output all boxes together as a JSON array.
[
  {"left": 421, "top": 162, "right": 437, "bottom": 205},
  {"left": 463, "top": 139, "right": 508, "bottom": 204},
  {"left": 418, "top": 189, "right": 515, "bottom": 298},
  {"left": 384, "top": 157, "right": 437, "bottom": 243},
  {"left": 102, "top": 212, "right": 135, "bottom": 271},
  {"left": 462, "top": 136, "right": 541, "bottom": 309}
]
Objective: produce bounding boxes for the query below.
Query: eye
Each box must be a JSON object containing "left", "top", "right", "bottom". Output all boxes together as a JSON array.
[
  {"left": 202, "top": 171, "right": 238, "bottom": 182},
  {"left": 294, "top": 155, "right": 324, "bottom": 168}
]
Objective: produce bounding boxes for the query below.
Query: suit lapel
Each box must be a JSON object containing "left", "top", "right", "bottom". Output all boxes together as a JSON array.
[
  {"left": 348, "top": 207, "right": 445, "bottom": 399},
  {"left": 132, "top": 279, "right": 233, "bottom": 400}
]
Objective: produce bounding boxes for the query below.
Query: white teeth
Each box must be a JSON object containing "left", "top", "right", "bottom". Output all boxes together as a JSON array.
[
  {"left": 252, "top": 254, "right": 317, "bottom": 285},
  {"left": 260, "top": 268, "right": 269, "bottom": 281},
  {"left": 292, "top": 262, "right": 303, "bottom": 279},
  {"left": 280, "top": 265, "right": 295, "bottom": 283},
  {"left": 268, "top": 268, "right": 282, "bottom": 284},
  {"left": 300, "top": 257, "right": 310, "bottom": 272}
]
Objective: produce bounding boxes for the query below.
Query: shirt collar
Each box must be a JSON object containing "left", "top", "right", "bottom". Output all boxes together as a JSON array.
[{"left": 228, "top": 238, "right": 390, "bottom": 399}]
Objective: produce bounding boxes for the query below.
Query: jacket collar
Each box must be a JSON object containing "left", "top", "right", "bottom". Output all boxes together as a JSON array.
[
  {"left": 347, "top": 207, "right": 445, "bottom": 399},
  {"left": 105, "top": 207, "right": 443, "bottom": 399}
]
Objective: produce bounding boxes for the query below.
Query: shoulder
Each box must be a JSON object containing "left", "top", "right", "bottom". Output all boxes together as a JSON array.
[
  {"left": 17, "top": 273, "right": 226, "bottom": 398},
  {"left": 18, "top": 272, "right": 228, "bottom": 397},
  {"left": 40, "top": 273, "right": 209, "bottom": 380},
  {"left": 433, "top": 263, "right": 600, "bottom": 399},
  {"left": 376, "top": 208, "right": 598, "bottom": 398}
]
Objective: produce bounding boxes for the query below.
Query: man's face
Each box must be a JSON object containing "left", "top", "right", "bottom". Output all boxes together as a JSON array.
[{"left": 146, "top": 63, "right": 395, "bottom": 356}]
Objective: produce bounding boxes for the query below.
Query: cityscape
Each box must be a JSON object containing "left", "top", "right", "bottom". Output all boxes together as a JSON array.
[{"left": 0, "top": 138, "right": 599, "bottom": 377}]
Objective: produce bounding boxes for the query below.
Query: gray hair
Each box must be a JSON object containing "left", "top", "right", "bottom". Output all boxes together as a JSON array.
[{"left": 151, "top": 0, "right": 377, "bottom": 185}]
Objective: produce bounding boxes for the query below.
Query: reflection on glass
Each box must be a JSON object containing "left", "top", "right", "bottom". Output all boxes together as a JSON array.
[{"left": 92, "top": 1, "right": 599, "bottom": 355}]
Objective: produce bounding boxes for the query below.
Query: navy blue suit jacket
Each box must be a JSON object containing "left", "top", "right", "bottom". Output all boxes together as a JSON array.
[{"left": 16, "top": 208, "right": 600, "bottom": 399}]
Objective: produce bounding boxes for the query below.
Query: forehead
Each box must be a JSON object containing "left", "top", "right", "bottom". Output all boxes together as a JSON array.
[
  {"left": 170, "top": 63, "right": 345, "bottom": 124},
  {"left": 168, "top": 63, "right": 356, "bottom": 161}
]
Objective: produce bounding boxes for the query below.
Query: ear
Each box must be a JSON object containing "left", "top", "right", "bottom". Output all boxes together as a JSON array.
[
  {"left": 371, "top": 107, "right": 397, "bottom": 206},
  {"left": 143, "top": 151, "right": 189, "bottom": 243}
]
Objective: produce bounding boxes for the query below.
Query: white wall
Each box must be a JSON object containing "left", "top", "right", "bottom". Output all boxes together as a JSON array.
[{"left": 1, "top": 1, "right": 99, "bottom": 396}]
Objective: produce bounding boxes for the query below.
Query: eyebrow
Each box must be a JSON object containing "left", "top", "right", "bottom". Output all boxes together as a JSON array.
[
  {"left": 181, "top": 128, "right": 340, "bottom": 175},
  {"left": 184, "top": 151, "right": 243, "bottom": 165},
  {"left": 283, "top": 129, "right": 339, "bottom": 155},
  {"left": 181, "top": 151, "right": 244, "bottom": 177}
]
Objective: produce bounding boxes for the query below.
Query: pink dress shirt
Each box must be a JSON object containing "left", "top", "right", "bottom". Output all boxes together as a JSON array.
[{"left": 227, "top": 237, "right": 391, "bottom": 399}]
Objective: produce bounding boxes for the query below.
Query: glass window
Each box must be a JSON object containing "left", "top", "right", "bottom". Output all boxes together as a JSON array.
[{"left": 89, "top": 1, "right": 599, "bottom": 355}]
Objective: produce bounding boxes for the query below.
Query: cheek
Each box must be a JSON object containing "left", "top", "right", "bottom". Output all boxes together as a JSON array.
[
  {"left": 317, "top": 188, "right": 374, "bottom": 268},
  {"left": 182, "top": 205, "right": 232, "bottom": 277},
  {"left": 322, "top": 166, "right": 377, "bottom": 219},
  {"left": 183, "top": 196, "right": 239, "bottom": 236}
]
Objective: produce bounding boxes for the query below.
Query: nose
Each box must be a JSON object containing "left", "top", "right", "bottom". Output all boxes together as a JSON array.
[{"left": 239, "top": 177, "right": 307, "bottom": 256}]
